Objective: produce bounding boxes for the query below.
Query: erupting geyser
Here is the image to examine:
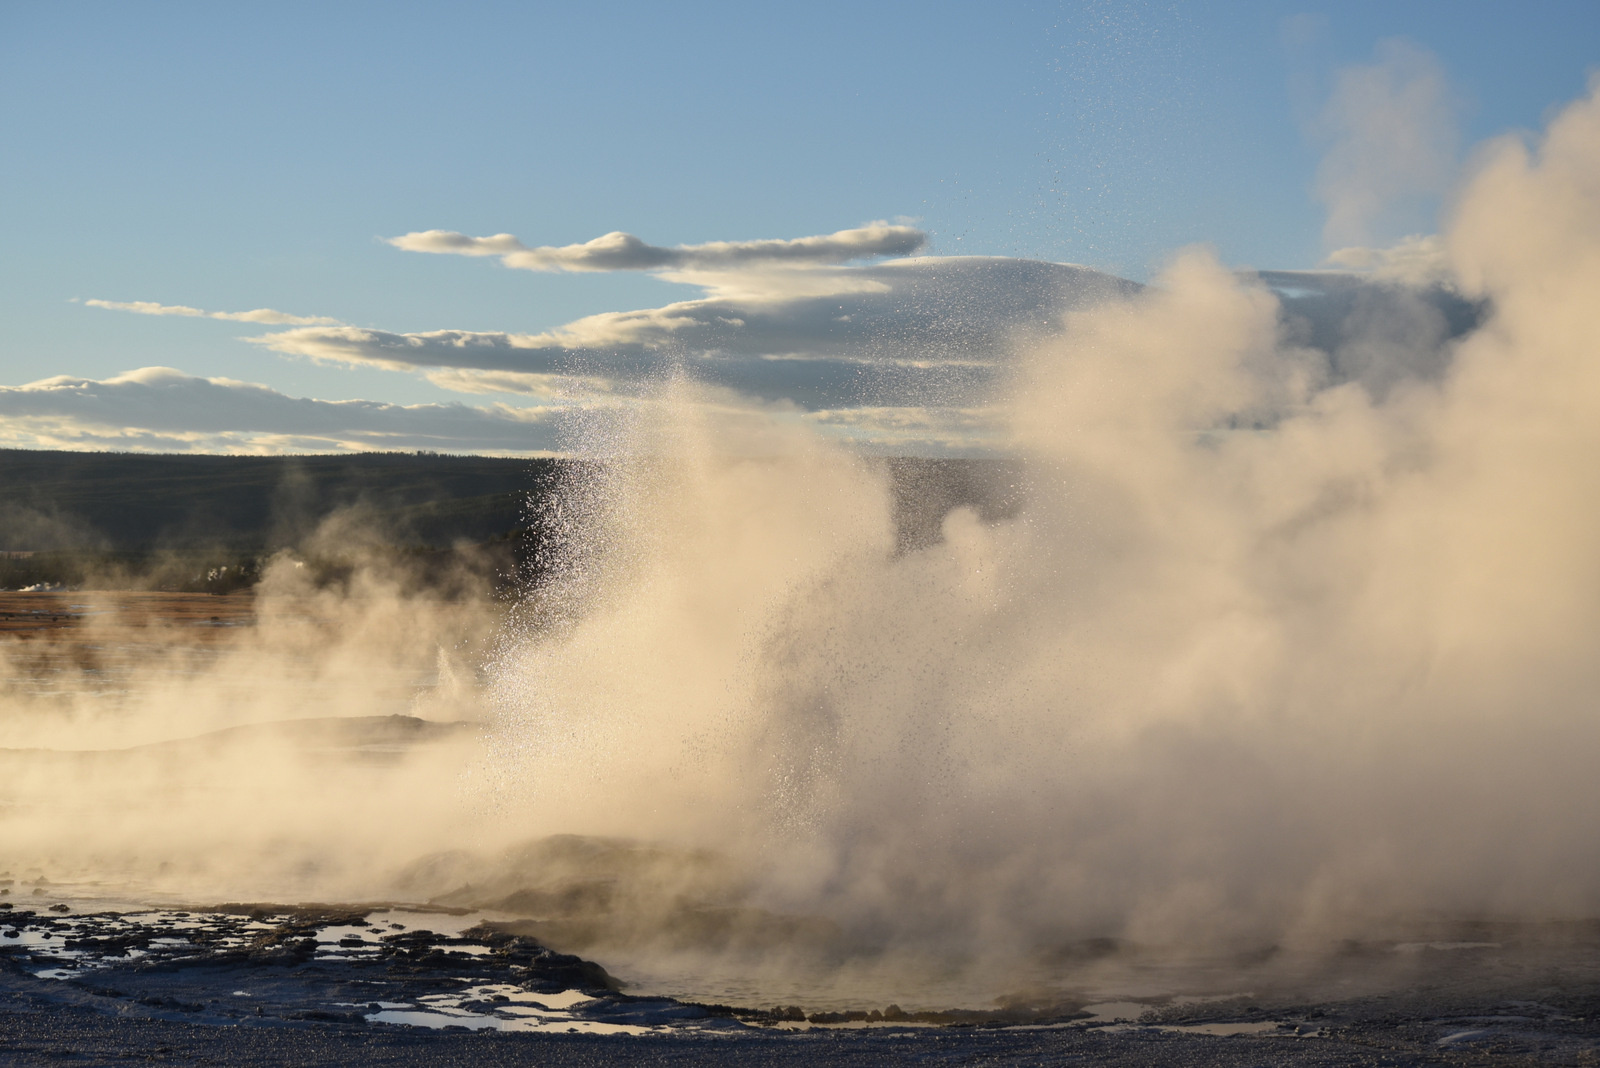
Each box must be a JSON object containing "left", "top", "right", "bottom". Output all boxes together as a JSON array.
[
  {"left": 481, "top": 82, "right": 1600, "bottom": 988},
  {"left": 5, "top": 80, "right": 1600, "bottom": 1015}
]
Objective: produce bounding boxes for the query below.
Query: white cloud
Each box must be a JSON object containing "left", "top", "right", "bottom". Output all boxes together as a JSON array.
[
  {"left": 387, "top": 222, "right": 927, "bottom": 273},
  {"left": 417, "top": 367, "right": 599, "bottom": 398},
  {"left": 0, "top": 367, "right": 980, "bottom": 456},
  {"left": 0, "top": 367, "right": 583, "bottom": 455},
  {"left": 85, "top": 299, "right": 341, "bottom": 326},
  {"left": 77, "top": 225, "right": 1134, "bottom": 425},
  {"left": 51, "top": 242, "right": 1145, "bottom": 454},
  {"left": 62, "top": 223, "right": 1484, "bottom": 457},
  {"left": 802, "top": 405, "right": 1006, "bottom": 455},
  {"left": 254, "top": 257, "right": 1140, "bottom": 409}
]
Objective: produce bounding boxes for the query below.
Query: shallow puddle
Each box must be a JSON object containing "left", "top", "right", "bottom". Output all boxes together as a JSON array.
[{"left": 365, "top": 1008, "right": 654, "bottom": 1035}]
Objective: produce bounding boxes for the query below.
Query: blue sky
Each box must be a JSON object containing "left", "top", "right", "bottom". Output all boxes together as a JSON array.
[{"left": 1, "top": 1, "right": 1596, "bottom": 453}]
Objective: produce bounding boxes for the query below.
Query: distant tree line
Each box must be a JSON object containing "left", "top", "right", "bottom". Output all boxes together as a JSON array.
[{"left": 0, "top": 450, "right": 1019, "bottom": 594}]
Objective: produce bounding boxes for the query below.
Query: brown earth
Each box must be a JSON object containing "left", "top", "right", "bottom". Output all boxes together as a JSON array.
[
  {"left": 0, "top": 590, "right": 256, "bottom": 637},
  {"left": 0, "top": 591, "right": 262, "bottom": 690}
]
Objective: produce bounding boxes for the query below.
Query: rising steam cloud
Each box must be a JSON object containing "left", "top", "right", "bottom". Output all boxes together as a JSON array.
[
  {"left": 484, "top": 81, "right": 1600, "bottom": 967},
  {"left": 5, "top": 74, "right": 1600, "bottom": 1006},
  {"left": 1314, "top": 38, "right": 1461, "bottom": 248}
]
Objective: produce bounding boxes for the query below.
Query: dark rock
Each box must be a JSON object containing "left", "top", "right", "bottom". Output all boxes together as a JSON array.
[{"left": 289, "top": 1009, "right": 361, "bottom": 1023}]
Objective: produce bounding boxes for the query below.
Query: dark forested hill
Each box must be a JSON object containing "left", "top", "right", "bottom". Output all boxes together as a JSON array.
[
  {"left": 0, "top": 449, "right": 1018, "bottom": 591},
  {"left": 0, "top": 450, "right": 560, "bottom": 554}
]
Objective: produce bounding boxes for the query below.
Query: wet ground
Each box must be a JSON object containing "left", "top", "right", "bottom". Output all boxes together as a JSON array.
[{"left": 4, "top": 900, "right": 1600, "bottom": 1065}]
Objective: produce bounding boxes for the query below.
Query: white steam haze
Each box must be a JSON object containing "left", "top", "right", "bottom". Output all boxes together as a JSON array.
[
  {"left": 481, "top": 78, "right": 1600, "bottom": 963},
  {"left": 1314, "top": 38, "right": 1461, "bottom": 249},
  {"left": 5, "top": 71, "right": 1600, "bottom": 1005},
  {"left": 0, "top": 506, "right": 507, "bottom": 890}
]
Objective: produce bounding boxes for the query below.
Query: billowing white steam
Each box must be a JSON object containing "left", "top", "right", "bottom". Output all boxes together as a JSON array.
[
  {"left": 485, "top": 83, "right": 1600, "bottom": 964},
  {"left": 4, "top": 76, "right": 1598, "bottom": 1003}
]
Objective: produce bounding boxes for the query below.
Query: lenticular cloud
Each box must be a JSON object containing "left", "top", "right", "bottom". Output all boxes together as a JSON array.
[{"left": 387, "top": 222, "right": 928, "bottom": 272}]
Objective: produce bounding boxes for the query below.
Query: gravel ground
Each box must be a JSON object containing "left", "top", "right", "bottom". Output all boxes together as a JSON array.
[{"left": 4, "top": 904, "right": 1600, "bottom": 1065}]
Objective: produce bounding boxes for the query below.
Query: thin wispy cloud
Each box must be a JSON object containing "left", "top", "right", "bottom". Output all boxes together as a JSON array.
[
  {"left": 84, "top": 299, "right": 342, "bottom": 326},
  {"left": 0, "top": 367, "right": 577, "bottom": 454},
  {"left": 387, "top": 222, "right": 927, "bottom": 273}
]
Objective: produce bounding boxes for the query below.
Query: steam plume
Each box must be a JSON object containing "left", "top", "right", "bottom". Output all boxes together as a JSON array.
[
  {"left": 484, "top": 83, "right": 1600, "bottom": 971},
  {"left": 5, "top": 74, "right": 1600, "bottom": 1011}
]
